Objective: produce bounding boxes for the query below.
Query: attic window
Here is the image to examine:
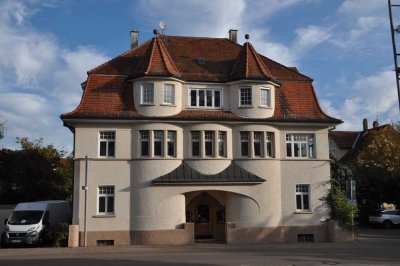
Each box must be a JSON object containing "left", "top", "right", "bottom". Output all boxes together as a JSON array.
[{"left": 197, "top": 58, "right": 206, "bottom": 65}]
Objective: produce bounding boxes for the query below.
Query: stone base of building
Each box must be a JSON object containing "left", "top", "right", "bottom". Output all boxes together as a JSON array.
[
  {"left": 78, "top": 223, "right": 194, "bottom": 247},
  {"left": 72, "top": 222, "right": 353, "bottom": 247}
]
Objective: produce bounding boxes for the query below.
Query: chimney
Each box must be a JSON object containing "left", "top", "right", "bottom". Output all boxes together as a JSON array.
[
  {"left": 362, "top": 118, "right": 368, "bottom": 131},
  {"left": 130, "top": 29, "right": 139, "bottom": 49},
  {"left": 373, "top": 120, "right": 379, "bottom": 128},
  {"left": 229, "top": 29, "right": 238, "bottom": 43}
]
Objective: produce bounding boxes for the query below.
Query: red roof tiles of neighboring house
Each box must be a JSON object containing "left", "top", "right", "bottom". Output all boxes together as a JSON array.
[
  {"left": 331, "top": 125, "right": 392, "bottom": 163},
  {"left": 62, "top": 34, "right": 340, "bottom": 123},
  {"left": 329, "top": 131, "right": 360, "bottom": 149}
]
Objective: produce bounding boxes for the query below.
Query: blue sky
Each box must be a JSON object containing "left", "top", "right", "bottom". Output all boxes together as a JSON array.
[{"left": 0, "top": 0, "right": 399, "bottom": 152}]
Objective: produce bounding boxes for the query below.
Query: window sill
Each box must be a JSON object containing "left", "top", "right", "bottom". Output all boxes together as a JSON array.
[
  {"left": 160, "top": 103, "right": 177, "bottom": 107},
  {"left": 259, "top": 105, "right": 272, "bottom": 109},
  {"left": 238, "top": 106, "right": 253, "bottom": 109},
  {"left": 93, "top": 215, "right": 116, "bottom": 218},
  {"left": 293, "top": 211, "right": 313, "bottom": 214},
  {"left": 140, "top": 103, "right": 155, "bottom": 106}
]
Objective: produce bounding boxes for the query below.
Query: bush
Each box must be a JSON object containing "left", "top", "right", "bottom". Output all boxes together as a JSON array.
[
  {"left": 54, "top": 223, "right": 69, "bottom": 247},
  {"left": 325, "top": 184, "right": 358, "bottom": 227}
]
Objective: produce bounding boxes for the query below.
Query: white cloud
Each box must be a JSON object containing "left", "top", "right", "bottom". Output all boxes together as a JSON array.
[
  {"left": 338, "top": 0, "right": 386, "bottom": 17},
  {"left": 294, "top": 25, "right": 332, "bottom": 53},
  {"left": 320, "top": 69, "right": 399, "bottom": 130},
  {"left": 0, "top": 1, "right": 109, "bottom": 151}
]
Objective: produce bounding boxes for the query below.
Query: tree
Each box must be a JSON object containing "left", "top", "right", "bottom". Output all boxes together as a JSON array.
[
  {"left": 353, "top": 125, "right": 400, "bottom": 223},
  {"left": 0, "top": 137, "right": 73, "bottom": 204}
]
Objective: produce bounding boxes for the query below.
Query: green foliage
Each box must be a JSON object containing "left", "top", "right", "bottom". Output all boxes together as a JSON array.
[
  {"left": 54, "top": 223, "right": 70, "bottom": 247},
  {"left": 324, "top": 157, "right": 358, "bottom": 227},
  {"left": 325, "top": 183, "right": 358, "bottom": 227},
  {"left": 0, "top": 137, "right": 73, "bottom": 204},
  {"left": 353, "top": 126, "right": 400, "bottom": 223}
]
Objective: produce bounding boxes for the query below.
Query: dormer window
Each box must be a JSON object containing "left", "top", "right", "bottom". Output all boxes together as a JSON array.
[
  {"left": 260, "top": 88, "right": 271, "bottom": 107},
  {"left": 197, "top": 58, "right": 206, "bottom": 65},
  {"left": 239, "top": 87, "right": 252, "bottom": 107},
  {"left": 163, "top": 84, "right": 175, "bottom": 105},
  {"left": 141, "top": 83, "right": 154, "bottom": 104},
  {"left": 189, "top": 88, "right": 222, "bottom": 109}
]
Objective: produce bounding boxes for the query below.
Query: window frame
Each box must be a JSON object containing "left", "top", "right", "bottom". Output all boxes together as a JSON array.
[
  {"left": 163, "top": 84, "right": 175, "bottom": 105},
  {"left": 260, "top": 87, "right": 272, "bottom": 107},
  {"left": 167, "top": 131, "right": 176, "bottom": 157},
  {"left": 295, "top": 184, "right": 310, "bottom": 212},
  {"left": 98, "top": 185, "right": 115, "bottom": 215},
  {"left": 140, "top": 130, "right": 150, "bottom": 157},
  {"left": 286, "top": 133, "right": 315, "bottom": 159},
  {"left": 99, "top": 131, "right": 116, "bottom": 158},
  {"left": 188, "top": 88, "right": 223, "bottom": 109},
  {"left": 266, "top": 132, "right": 274, "bottom": 158},
  {"left": 239, "top": 87, "right": 252, "bottom": 107},
  {"left": 141, "top": 83, "right": 154, "bottom": 105},
  {"left": 218, "top": 131, "right": 226, "bottom": 157},
  {"left": 240, "top": 131, "right": 250, "bottom": 157},
  {"left": 191, "top": 131, "right": 201, "bottom": 157},
  {"left": 253, "top": 132, "right": 263, "bottom": 157},
  {"left": 204, "top": 131, "right": 214, "bottom": 157},
  {"left": 153, "top": 130, "right": 163, "bottom": 157}
]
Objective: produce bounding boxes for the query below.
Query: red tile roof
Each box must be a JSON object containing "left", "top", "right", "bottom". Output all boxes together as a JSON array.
[
  {"left": 329, "top": 131, "right": 359, "bottom": 149},
  {"left": 62, "top": 34, "right": 340, "bottom": 123},
  {"left": 230, "top": 42, "right": 274, "bottom": 81}
]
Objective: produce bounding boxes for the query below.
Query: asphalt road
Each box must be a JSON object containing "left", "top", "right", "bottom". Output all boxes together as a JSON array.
[{"left": 0, "top": 227, "right": 399, "bottom": 265}]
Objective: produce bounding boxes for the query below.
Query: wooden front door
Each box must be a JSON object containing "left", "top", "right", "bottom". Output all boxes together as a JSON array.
[{"left": 195, "top": 204, "right": 213, "bottom": 239}]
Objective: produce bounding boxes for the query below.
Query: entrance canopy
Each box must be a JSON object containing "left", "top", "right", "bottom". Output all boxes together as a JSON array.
[{"left": 153, "top": 162, "right": 266, "bottom": 186}]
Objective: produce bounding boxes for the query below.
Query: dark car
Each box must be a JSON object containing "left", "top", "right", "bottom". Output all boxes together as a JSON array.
[{"left": 369, "top": 209, "right": 400, "bottom": 229}]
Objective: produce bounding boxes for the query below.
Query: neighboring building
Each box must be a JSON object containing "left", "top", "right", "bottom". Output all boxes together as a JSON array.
[
  {"left": 61, "top": 29, "right": 341, "bottom": 246},
  {"left": 329, "top": 119, "right": 389, "bottom": 162}
]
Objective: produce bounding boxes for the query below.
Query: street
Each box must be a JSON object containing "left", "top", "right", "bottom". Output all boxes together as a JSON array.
[{"left": 0, "top": 227, "right": 399, "bottom": 265}]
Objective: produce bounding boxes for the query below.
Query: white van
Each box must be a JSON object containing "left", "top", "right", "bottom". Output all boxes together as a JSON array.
[{"left": 1, "top": 201, "right": 71, "bottom": 247}]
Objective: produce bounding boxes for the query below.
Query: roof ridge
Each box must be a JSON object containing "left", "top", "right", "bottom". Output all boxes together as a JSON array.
[{"left": 246, "top": 42, "right": 273, "bottom": 78}]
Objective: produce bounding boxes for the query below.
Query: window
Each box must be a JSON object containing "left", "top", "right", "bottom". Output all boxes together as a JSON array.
[
  {"left": 260, "top": 88, "right": 271, "bottom": 107},
  {"left": 266, "top": 132, "right": 274, "bottom": 158},
  {"left": 204, "top": 131, "right": 214, "bottom": 157},
  {"left": 218, "top": 131, "right": 226, "bottom": 157},
  {"left": 240, "top": 87, "right": 252, "bottom": 106},
  {"left": 216, "top": 209, "right": 225, "bottom": 224},
  {"left": 163, "top": 84, "right": 175, "bottom": 105},
  {"left": 240, "top": 132, "right": 249, "bottom": 157},
  {"left": 191, "top": 131, "right": 200, "bottom": 157},
  {"left": 98, "top": 186, "right": 115, "bottom": 214},
  {"left": 141, "top": 83, "right": 154, "bottom": 104},
  {"left": 154, "top": 131, "right": 163, "bottom": 156},
  {"left": 99, "top": 131, "right": 115, "bottom": 157},
  {"left": 298, "top": 234, "right": 314, "bottom": 243},
  {"left": 286, "top": 134, "right": 315, "bottom": 158},
  {"left": 296, "top": 185, "right": 310, "bottom": 211},
  {"left": 253, "top": 132, "right": 262, "bottom": 157},
  {"left": 197, "top": 204, "right": 209, "bottom": 223},
  {"left": 140, "top": 131, "right": 149, "bottom": 157},
  {"left": 167, "top": 131, "right": 176, "bottom": 157},
  {"left": 188, "top": 88, "right": 222, "bottom": 108}
]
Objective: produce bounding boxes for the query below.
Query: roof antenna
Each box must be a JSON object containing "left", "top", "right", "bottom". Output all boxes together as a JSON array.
[{"left": 159, "top": 21, "right": 167, "bottom": 35}]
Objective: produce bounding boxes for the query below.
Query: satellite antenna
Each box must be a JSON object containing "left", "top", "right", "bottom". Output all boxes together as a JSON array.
[{"left": 159, "top": 21, "right": 166, "bottom": 35}]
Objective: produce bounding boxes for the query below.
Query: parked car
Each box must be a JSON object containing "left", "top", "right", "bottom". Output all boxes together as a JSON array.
[
  {"left": 369, "top": 209, "right": 400, "bottom": 229},
  {"left": 1, "top": 201, "right": 71, "bottom": 247}
]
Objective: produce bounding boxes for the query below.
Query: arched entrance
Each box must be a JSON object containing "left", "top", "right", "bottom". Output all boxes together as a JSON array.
[{"left": 185, "top": 192, "right": 225, "bottom": 241}]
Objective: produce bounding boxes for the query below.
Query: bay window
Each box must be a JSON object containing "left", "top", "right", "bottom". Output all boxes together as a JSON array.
[
  {"left": 141, "top": 83, "right": 154, "bottom": 104},
  {"left": 204, "top": 131, "right": 214, "bottom": 157},
  {"left": 191, "top": 131, "right": 200, "bottom": 157},
  {"left": 140, "top": 130, "right": 149, "bottom": 156},
  {"left": 240, "top": 87, "right": 252, "bottom": 106},
  {"left": 163, "top": 84, "right": 175, "bottom": 105},
  {"left": 153, "top": 131, "right": 163, "bottom": 156}
]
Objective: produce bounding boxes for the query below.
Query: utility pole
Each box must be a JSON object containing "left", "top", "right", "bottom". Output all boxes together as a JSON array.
[{"left": 388, "top": 0, "right": 400, "bottom": 115}]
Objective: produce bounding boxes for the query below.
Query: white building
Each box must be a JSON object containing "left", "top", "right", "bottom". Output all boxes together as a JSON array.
[{"left": 62, "top": 30, "right": 342, "bottom": 246}]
